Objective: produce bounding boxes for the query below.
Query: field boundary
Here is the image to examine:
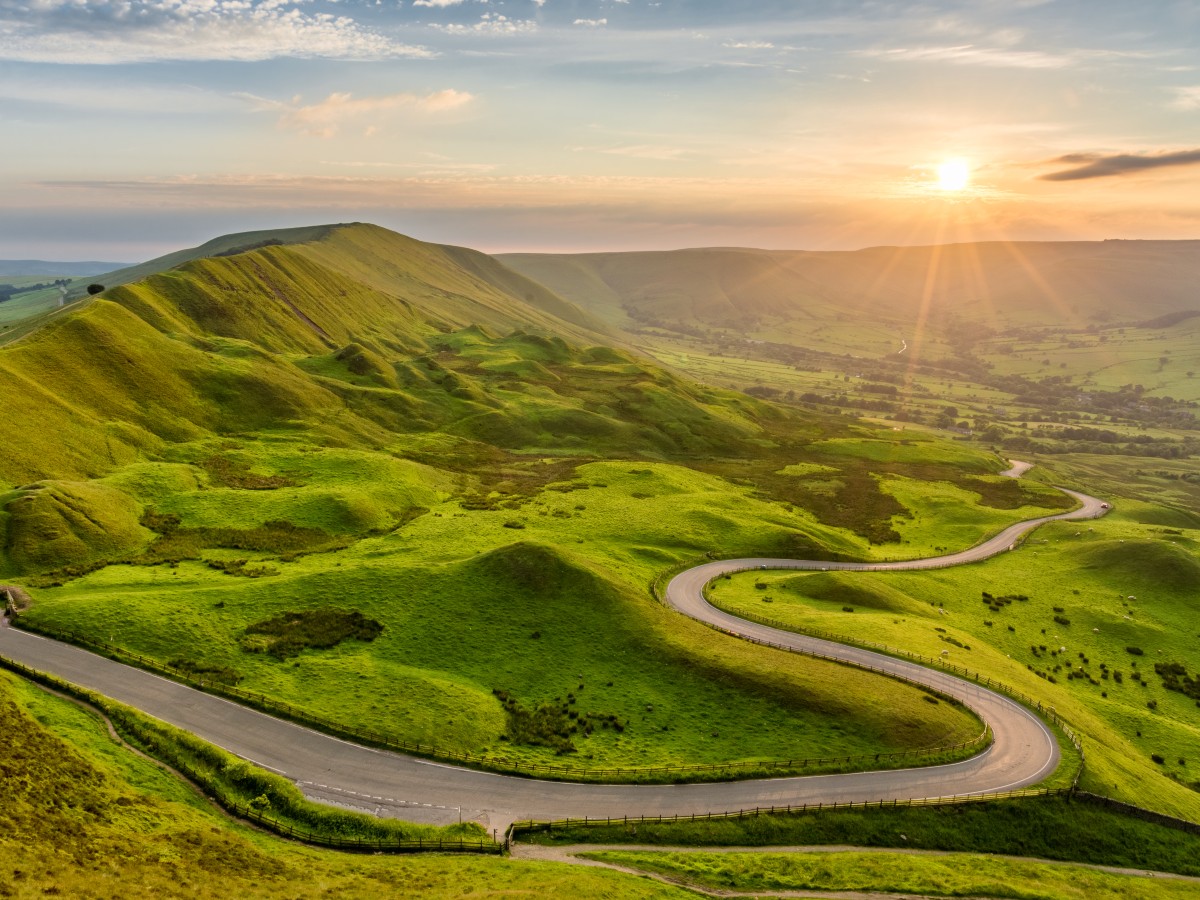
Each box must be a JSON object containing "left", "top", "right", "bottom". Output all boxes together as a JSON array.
[{"left": 508, "top": 786, "right": 1073, "bottom": 840}]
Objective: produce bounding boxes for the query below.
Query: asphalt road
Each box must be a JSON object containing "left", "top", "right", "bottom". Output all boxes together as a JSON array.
[{"left": 0, "top": 480, "right": 1108, "bottom": 836}]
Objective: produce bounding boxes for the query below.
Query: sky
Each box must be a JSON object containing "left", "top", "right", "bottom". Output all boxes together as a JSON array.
[{"left": 1, "top": 0, "right": 1198, "bottom": 260}]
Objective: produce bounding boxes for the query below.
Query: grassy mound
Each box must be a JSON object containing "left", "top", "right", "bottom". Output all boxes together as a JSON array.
[
  {"left": 2, "top": 480, "right": 149, "bottom": 575},
  {"left": 1075, "top": 540, "right": 1200, "bottom": 594},
  {"left": 778, "top": 572, "right": 927, "bottom": 615}
]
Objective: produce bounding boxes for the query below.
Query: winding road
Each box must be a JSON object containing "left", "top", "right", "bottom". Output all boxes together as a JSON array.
[{"left": 0, "top": 473, "right": 1109, "bottom": 836}]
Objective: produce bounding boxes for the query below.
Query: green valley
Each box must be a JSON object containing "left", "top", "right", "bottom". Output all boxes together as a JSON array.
[{"left": 2, "top": 222, "right": 1199, "bottom": 896}]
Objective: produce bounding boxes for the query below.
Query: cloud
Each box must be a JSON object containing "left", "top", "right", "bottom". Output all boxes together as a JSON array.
[
  {"left": 575, "top": 144, "right": 691, "bottom": 161},
  {"left": 723, "top": 41, "right": 775, "bottom": 50},
  {"left": 241, "top": 89, "right": 474, "bottom": 137},
  {"left": 1040, "top": 149, "right": 1200, "bottom": 181},
  {"left": 861, "top": 44, "right": 1071, "bottom": 69},
  {"left": 1170, "top": 86, "right": 1200, "bottom": 110},
  {"left": 573, "top": 19, "right": 608, "bottom": 28},
  {"left": 0, "top": 0, "right": 432, "bottom": 64},
  {"left": 432, "top": 13, "right": 537, "bottom": 35},
  {"left": 413, "top": 0, "right": 469, "bottom": 6}
]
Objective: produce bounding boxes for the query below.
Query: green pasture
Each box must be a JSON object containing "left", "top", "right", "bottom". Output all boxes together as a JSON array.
[
  {"left": 710, "top": 508, "right": 1200, "bottom": 821},
  {"left": 16, "top": 450, "right": 992, "bottom": 775},
  {"left": 588, "top": 848, "right": 1200, "bottom": 900}
]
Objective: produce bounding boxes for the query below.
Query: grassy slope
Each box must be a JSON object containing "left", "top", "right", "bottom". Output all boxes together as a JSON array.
[
  {"left": 588, "top": 849, "right": 1200, "bottom": 900},
  {"left": 4, "top": 665, "right": 1195, "bottom": 900},
  {"left": 1, "top": 225, "right": 1196, "bottom": 892},
  {"left": 17, "top": 453, "right": 983, "bottom": 771},
  {"left": 0, "top": 669, "right": 686, "bottom": 900},
  {"left": 709, "top": 508, "right": 1200, "bottom": 821},
  {"left": 2, "top": 223, "right": 1050, "bottom": 775}
]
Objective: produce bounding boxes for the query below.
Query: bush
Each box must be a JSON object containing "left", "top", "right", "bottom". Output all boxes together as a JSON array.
[
  {"left": 240, "top": 609, "right": 383, "bottom": 660},
  {"left": 1127, "top": 646, "right": 1145, "bottom": 656},
  {"left": 86, "top": 283, "right": 105, "bottom": 295}
]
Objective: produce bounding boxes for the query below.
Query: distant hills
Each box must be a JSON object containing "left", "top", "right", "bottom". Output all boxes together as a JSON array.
[
  {"left": 0, "top": 260, "right": 129, "bottom": 277},
  {"left": 501, "top": 240, "right": 1200, "bottom": 334}
]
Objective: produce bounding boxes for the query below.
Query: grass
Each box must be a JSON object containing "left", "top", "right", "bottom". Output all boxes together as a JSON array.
[
  {"left": 14, "top": 479, "right": 983, "bottom": 774},
  {"left": 526, "top": 793, "right": 1200, "bottom": 875},
  {"left": 707, "top": 508, "right": 1200, "bottom": 821},
  {"left": 0, "top": 226, "right": 1082, "bottom": 781},
  {"left": 586, "top": 848, "right": 1200, "bottom": 900},
  {"left": 0, "top": 669, "right": 691, "bottom": 899},
  {"left": 2, "top": 224, "right": 1199, "bottom": 895}
]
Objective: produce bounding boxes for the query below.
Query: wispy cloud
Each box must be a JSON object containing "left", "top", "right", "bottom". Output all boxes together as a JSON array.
[
  {"left": 574, "top": 19, "right": 608, "bottom": 28},
  {"left": 0, "top": 0, "right": 432, "bottom": 64},
  {"left": 1040, "top": 149, "right": 1200, "bottom": 181},
  {"left": 1170, "top": 86, "right": 1200, "bottom": 110},
  {"left": 574, "top": 144, "right": 692, "bottom": 161},
  {"left": 240, "top": 89, "right": 474, "bottom": 138},
  {"left": 723, "top": 40, "right": 775, "bottom": 50},
  {"left": 861, "top": 44, "right": 1072, "bottom": 69}
]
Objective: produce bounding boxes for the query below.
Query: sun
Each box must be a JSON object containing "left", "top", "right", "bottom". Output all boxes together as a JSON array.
[{"left": 936, "top": 158, "right": 971, "bottom": 191}]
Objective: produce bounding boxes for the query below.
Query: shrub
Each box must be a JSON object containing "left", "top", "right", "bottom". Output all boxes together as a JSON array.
[
  {"left": 1127, "top": 646, "right": 1145, "bottom": 656},
  {"left": 240, "top": 609, "right": 383, "bottom": 660}
]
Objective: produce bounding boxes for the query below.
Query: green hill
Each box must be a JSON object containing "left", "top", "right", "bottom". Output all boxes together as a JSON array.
[
  {"left": 501, "top": 240, "right": 1200, "bottom": 334},
  {"left": 0, "top": 221, "right": 1044, "bottom": 783}
]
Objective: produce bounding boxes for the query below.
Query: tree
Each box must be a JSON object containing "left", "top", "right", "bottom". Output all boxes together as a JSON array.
[{"left": 86, "top": 284, "right": 105, "bottom": 295}]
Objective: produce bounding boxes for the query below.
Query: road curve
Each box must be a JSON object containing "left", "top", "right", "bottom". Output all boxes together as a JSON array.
[{"left": 0, "top": 481, "right": 1108, "bottom": 835}]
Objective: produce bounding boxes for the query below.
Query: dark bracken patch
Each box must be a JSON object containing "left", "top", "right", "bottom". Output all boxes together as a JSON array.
[
  {"left": 1155, "top": 662, "right": 1200, "bottom": 701},
  {"left": 492, "top": 688, "right": 626, "bottom": 755},
  {"left": 167, "top": 658, "right": 242, "bottom": 685},
  {"left": 240, "top": 609, "right": 383, "bottom": 660},
  {"left": 200, "top": 454, "right": 298, "bottom": 490}
]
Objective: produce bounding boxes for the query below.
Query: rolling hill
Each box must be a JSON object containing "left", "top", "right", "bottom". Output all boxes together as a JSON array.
[
  {"left": 501, "top": 239, "right": 1200, "bottom": 334},
  {"left": 0, "top": 221, "right": 1038, "bottom": 782}
]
